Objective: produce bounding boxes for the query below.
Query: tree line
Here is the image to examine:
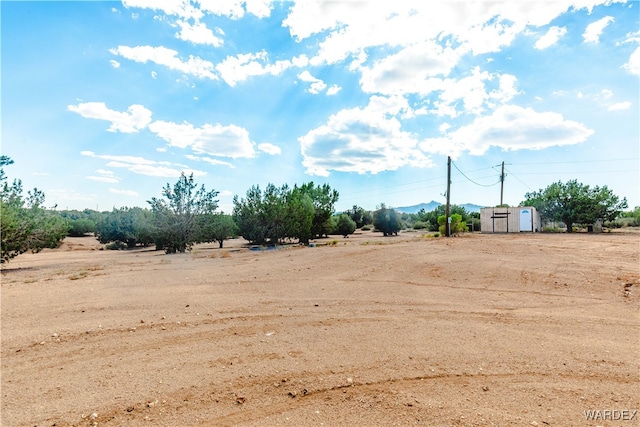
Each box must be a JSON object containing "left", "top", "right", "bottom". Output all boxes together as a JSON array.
[{"left": 1, "top": 156, "right": 633, "bottom": 262}]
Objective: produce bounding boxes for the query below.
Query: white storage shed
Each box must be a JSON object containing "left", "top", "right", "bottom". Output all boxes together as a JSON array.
[{"left": 480, "top": 207, "right": 541, "bottom": 233}]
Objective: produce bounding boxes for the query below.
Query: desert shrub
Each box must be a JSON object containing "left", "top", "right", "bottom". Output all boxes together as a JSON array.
[
  {"left": 412, "top": 221, "right": 430, "bottom": 230},
  {"left": 433, "top": 233, "right": 440, "bottom": 237},
  {"left": 607, "top": 217, "right": 639, "bottom": 228},
  {"left": 438, "top": 213, "right": 468, "bottom": 235},
  {"left": 1, "top": 158, "right": 69, "bottom": 263},
  {"left": 361, "top": 225, "right": 372, "bottom": 231},
  {"left": 105, "top": 241, "right": 127, "bottom": 250}
]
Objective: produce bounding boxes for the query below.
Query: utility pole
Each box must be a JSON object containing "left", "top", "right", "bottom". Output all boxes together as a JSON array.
[
  {"left": 445, "top": 156, "right": 451, "bottom": 237},
  {"left": 499, "top": 161, "right": 505, "bottom": 207}
]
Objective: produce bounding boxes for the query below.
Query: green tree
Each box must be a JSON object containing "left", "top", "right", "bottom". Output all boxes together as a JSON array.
[
  {"left": 198, "top": 213, "right": 237, "bottom": 248},
  {"left": 233, "top": 182, "right": 339, "bottom": 245},
  {"left": 344, "top": 205, "right": 373, "bottom": 228},
  {"left": 373, "top": 204, "right": 402, "bottom": 236},
  {"left": 300, "top": 182, "right": 339, "bottom": 238},
  {"left": 148, "top": 173, "right": 219, "bottom": 253},
  {"left": 284, "top": 186, "right": 315, "bottom": 244},
  {"left": 95, "top": 207, "right": 154, "bottom": 248},
  {"left": 336, "top": 213, "right": 356, "bottom": 237},
  {"left": 233, "top": 185, "right": 266, "bottom": 244},
  {"left": 522, "top": 180, "right": 627, "bottom": 233},
  {"left": 59, "top": 209, "right": 98, "bottom": 236},
  {"left": 261, "top": 184, "right": 288, "bottom": 244},
  {"left": 1, "top": 157, "right": 68, "bottom": 262}
]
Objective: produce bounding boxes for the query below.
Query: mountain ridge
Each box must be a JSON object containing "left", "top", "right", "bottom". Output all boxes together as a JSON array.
[{"left": 394, "top": 200, "right": 485, "bottom": 213}]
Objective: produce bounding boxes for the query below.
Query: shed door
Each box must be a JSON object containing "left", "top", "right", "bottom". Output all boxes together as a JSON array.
[{"left": 519, "top": 209, "right": 532, "bottom": 232}]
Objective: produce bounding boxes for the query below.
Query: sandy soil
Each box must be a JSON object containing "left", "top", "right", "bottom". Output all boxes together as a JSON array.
[{"left": 1, "top": 231, "right": 639, "bottom": 427}]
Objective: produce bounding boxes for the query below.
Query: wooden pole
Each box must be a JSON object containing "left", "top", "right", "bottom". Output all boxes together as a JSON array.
[
  {"left": 446, "top": 156, "right": 451, "bottom": 237},
  {"left": 500, "top": 161, "right": 505, "bottom": 206}
]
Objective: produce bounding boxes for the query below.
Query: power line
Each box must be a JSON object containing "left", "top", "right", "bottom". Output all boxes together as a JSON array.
[
  {"left": 338, "top": 159, "right": 637, "bottom": 205},
  {"left": 512, "top": 157, "right": 638, "bottom": 166},
  {"left": 508, "top": 169, "right": 637, "bottom": 175},
  {"left": 451, "top": 160, "right": 501, "bottom": 187},
  {"left": 504, "top": 166, "right": 533, "bottom": 191}
]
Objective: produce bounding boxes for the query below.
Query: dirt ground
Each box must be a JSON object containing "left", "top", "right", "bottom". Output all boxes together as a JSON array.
[{"left": 1, "top": 230, "right": 638, "bottom": 427}]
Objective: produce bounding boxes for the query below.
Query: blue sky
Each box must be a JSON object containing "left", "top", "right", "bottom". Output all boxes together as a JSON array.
[{"left": 2, "top": 1, "right": 638, "bottom": 213}]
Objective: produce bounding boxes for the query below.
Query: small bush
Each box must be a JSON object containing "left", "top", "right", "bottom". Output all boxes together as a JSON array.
[
  {"left": 361, "top": 225, "right": 371, "bottom": 231},
  {"left": 605, "top": 217, "right": 639, "bottom": 228},
  {"left": 412, "top": 221, "right": 429, "bottom": 230},
  {"left": 106, "top": 241, "right": 128, "bottom": 250},
  {"left": 433, "top": 233, "right": 440, "bottom": 238}
]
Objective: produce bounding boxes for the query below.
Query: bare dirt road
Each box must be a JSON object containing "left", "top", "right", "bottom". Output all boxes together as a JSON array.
[{"left": 1, "top": 231, "right": 638, "bottom": 426}]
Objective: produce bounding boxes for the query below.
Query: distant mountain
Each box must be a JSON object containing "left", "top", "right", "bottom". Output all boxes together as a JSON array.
[
  {"left": 395, "top": 201, "right": 484, "bottom": 213},
  {"left": 395, "top": 200, "right": 441, "bottom": 213}
]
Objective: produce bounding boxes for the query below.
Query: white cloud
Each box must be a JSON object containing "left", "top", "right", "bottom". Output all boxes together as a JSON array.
[
  {"left": 122, "top": 0, "right": 202, "bottom": 20},
  {"left": 175, "top": 20, "right": 223, "bottom": 46},
  {"left": 600, "top": 89, "right": 613, "bottom": 100},
  {"left": 257, "top": 143, "right": 281, "bottom": 155},
  {"left": 216, "top": 51, "right": 298, "bottom": 86},
  {"left": 149, "top": 120, "right": 256, "bottom": 158},
  {"left": 81, "top": 151, "right": 206, "bottom": 178},
  {"left": 198, "top": 0, "right": 246, "bottom": 19},
  {"left": 109, "top": 59, "right": 121, "bottom": 68},
  {"left": 67, "top": 102, "right": 152, "bottom": 133},
  {"left": 110, "top": 45, "right": 217, "bottom": 80},
  {"left": 298, "top": 70, "right": 327, "bottom": 94},
  {"left": 359, "top": 41, "right": 461, "bottom": 95},
  {"left": 583, "top": 16, "right": 614, "bottom": 44},
  {"left": 243, "top": 0, "right": 272, "bottom": 18},
  {"left": 619, "top": 30, "right": 640, "bottom": 45},
  {"left": 623, "top": 46, "right": 640, "bottom": 75},
  {"left": 47, "top": 189, "right": 96, "bottom": 203},
  {"left": 373, "top": 68, "right": 519, "bottom": 118},
  {"left": 219, "top": 190, "right": 233, "bottom": 197},
  {"left": 608, "top": 101, "right": 632, "bottom": 111},
  {"left": 87, "top": 175, "right": 119, "bottom": 183},
  {"left": 185, "top": 154, "right": 235, "bottom": 168},
  {"left": 87, "top": 169, "right": 119, "bottom": 183},
  {"left": 535, "top": 26, "right": 567, "bottom": 49},
  {"left": 109, "top": 188, "right": 139, "bottom": 196},
  {"left": 420, "top": 105, "right": 594, "bottom": 158},
  {"left": 326, "top": 85, "right": 341, "bottom": 96},
  {"left": 284, "top": 1, "right": 612, "bottom": 68},
  {"left": 196, "top": 0, "right": 272, "bottom": 19},
  {"left": 439, "top": 123, "right": 451, "bottom": 133},
  {"left": 433, "top": 68, "right": 494, "bottom": 116},
  {"left": 299, "top": 95, "right": 433, "bottom": 176}
]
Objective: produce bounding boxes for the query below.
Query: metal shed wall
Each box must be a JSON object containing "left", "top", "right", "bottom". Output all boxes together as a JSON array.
[{"left": 480, "top": 207, "right": 540, "bottom": 233}]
